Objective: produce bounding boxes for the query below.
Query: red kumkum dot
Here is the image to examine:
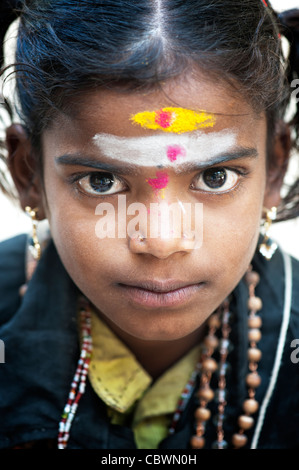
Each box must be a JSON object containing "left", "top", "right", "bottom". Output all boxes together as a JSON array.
[
  {"left": 155, "top": 109, "right": 173, "bottom": 129},
  {"left": 167, "top": 145, "right": 186, "bottom": 162},
  {"left": 147, "top": 171, "right": 169, "bottom": 190}
]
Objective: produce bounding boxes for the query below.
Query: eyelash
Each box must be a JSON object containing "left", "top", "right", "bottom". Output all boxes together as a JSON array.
[
  {"left": 67, "top": 167, "right": 250, "bottom": 199},
  {"left": 67, "top": 171, "right": 128, "bottom": 199},
  {"left": 190, "top": 167, "right": 249, "bottom": 196}
]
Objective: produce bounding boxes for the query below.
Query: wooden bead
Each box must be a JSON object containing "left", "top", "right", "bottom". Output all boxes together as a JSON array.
[
  {"left": 248, "top": 315, "right": 262, "bottom": 329},
  {"left": 202, "top": 358, "right": 218, "bottom": 373},
  {"left": 248, "top": 328, "right": 262, "bottom": 343},
  {"left": 238, "top": 415, "right": 254, "bottom": 430},
  {"left": 208, "top": 313, "right": 221, "bottom": 329},
  {"left": 195, "top": 407, "right": 211, "bottom": 422},
  {"left": 190, "top": 435, "right": 205, "bottom": 449},
  {"left": 232, "top": 433, "right": 248, "bottom": 448},
  {"left": 204, "top": 334, "right": 219, "bottom": 350},
  {"left": 243, "top": 398, "right": 259, "bottom": 414},
  {"left": 248, "top": 296, "right": 263, "bottom": 312},
  {"left": 248, "top": 347, "right": 262, "bottom": 362},
  {"left": 245, "top": 271, "right": 260, "bottom": 287},
  {"left": 19, "top": 284, "right": 28, "bottom": 297},
  {"left": 198, "top": 387, "right": 214, "bottom": 402},
  {"left": 246, "top": 372, "right": 261, "bottom": 388}
]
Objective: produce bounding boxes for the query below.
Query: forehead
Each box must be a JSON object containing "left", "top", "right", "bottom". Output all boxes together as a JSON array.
[{"left": 43, "top": 73, "right": 266, "bottom": 147}]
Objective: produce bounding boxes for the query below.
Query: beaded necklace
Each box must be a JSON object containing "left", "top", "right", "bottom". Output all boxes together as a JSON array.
[
  {"left": 58, "top": 298, "right": 92, "bottom": 449},
  {"left": 170, "top": 265, "right": 262, "bottom": 449},
  {"left": 57, "top": 266, "right": 262, "bottom": 449}
]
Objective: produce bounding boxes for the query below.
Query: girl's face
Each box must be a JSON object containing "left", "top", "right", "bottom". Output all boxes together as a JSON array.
[{"left": 41, "top": 74, "right": 268, "bottom": 342}]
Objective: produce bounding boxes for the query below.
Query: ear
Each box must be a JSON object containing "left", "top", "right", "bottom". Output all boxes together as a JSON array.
[
  {"left": 6, "top": 123, "right": 46, "bottom": 220},
  {"left": 263, "top": 121, "right": 292, "bottom": 210}
]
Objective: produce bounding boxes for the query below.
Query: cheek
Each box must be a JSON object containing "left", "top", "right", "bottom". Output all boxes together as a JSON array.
[
  {"left": 201, "top": 194, "right": 264, "bottom": 281},
  {"left": 50, "top": 212, "right": 122, "bottom": 292},
  {"left": 43, "top": 183, "right": 119, "bottom": 287}
]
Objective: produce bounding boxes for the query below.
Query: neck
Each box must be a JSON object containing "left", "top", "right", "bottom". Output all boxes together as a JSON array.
[
  {"left": 124, "top": 331, "right": 205, "bottom": 379},
  {"left": 96, "top": 313, "right": 207, "bottom": 379}
]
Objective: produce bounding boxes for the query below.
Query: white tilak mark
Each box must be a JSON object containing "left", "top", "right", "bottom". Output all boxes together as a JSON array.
[{"left": 92, "top": 131, "right": 237, "bottom": 169}]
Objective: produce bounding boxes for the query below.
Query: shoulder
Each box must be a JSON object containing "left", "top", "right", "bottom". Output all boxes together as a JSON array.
[
  {"left": 271, "top": 249, "right": 299, "bottom": 335},
  {"left": 288, "top": 252, "right": 299, "bottom": 335},
  {"left": 279, "top": 250, "right": 299, "bottom": 314},
  {"left": 254, "top": 246, "right": 299, "bottom": 302},
  {"left": 290, "top": 253, "right": 299, "bottom": 291},
  {"left": 0, "top": 234, "right": 27, "bottom": 324},
  {"left": 0, "top": 233, "right": 27, "bottom": 260},
  {"left": 253, "top": 246, "right": 299, "bottom": 331}
]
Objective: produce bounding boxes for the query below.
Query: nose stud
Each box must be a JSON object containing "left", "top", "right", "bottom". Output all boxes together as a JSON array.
[{"left": 137, "top": 234, "right": 146, "bottom": 243}]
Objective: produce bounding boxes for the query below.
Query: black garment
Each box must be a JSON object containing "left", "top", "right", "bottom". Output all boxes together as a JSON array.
[{"left": 0, "top": 234, "right": 298, "bottom": 449}]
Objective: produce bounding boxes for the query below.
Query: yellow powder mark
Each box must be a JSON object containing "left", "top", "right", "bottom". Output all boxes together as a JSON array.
[
  {"left": 160, "top": 188, "right": 166, "bottom": 199},
  {"left": 131, "top": 107, "right": 216, "bottom": 133}
]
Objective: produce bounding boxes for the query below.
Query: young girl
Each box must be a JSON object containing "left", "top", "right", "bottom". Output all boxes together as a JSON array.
[{"left": 0, "top": 0, "right": 298, "bottom": 451}]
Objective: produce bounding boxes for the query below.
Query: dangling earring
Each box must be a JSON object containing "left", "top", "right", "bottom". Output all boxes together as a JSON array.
[
  {"left": 25, "top": 206, "right": 41, "bottom": 261},
  {"left": 259, "top": 206, "right": 278, "bottom": 260},
  {"left": 19, "top": 207, "right": 41, "bottom": 297}
]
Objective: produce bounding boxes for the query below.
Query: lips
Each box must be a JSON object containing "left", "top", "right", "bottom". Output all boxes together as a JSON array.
[{"left": 117, "top": 280, "right": 204, "bottom": 308}]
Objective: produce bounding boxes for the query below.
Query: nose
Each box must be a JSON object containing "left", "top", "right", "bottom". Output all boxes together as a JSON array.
[
  {"left": 129, "top": 232, "right": 197, "bottom": 259},
  {"left": 128, "top": 200, "right": 202, "bottom": 259}
]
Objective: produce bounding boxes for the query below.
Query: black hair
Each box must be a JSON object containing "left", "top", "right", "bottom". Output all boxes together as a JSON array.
[{"left": 1, "top": 0, "right": 299, "bottom": 221}]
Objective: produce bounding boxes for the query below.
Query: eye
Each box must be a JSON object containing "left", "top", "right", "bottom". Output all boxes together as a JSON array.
[
  {"left": 77, "top": 172, "right": 127, "bottom": 196},
  {"left": 190, "top": 167, "right": 240, "bottom": 193}
]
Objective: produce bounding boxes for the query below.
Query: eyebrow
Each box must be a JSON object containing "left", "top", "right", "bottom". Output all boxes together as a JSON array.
[
  {"left": 177, "top": 147, "right": 258, "bottom": 173},
  {"left": 55, "top": 147, "right": 258, "bottom": 174},
  {"left": 55, "top": 153, "right": 141, "bottom": 175}
]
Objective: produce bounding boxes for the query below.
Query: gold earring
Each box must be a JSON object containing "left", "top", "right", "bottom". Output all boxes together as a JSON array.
[
  {"left": 259, "top": 206, "right": 278, "bottom": 260},
  {"left": 25, "top": 206, "right": 41, "bottom": 261}
]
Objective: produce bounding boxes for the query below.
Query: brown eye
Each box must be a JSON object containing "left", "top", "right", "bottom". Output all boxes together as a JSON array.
[
  {"left": 78, "top": 172, "right": 127, "bottom": 196},
  {"left": 203, "top": 168, "right": 227, "bottom": 189},
  {"left": 191, "top": 168, "right": 239, "bottom": 193}
]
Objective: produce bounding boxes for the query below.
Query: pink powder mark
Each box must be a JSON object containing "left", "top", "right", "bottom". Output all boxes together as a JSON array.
[
  {"left": 146, "top": 171, "right": 169, "bottom": 190},
  {"left": 166, "top": 144, "right": 186, "bottom": 162},
  {"left": 155, "top": 110, "right": 172, "bottom": 129}
]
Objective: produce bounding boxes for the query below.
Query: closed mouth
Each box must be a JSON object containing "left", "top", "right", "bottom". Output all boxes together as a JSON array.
[{"left": 117, "top": 280, "right": 205, "bottom": 308}]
